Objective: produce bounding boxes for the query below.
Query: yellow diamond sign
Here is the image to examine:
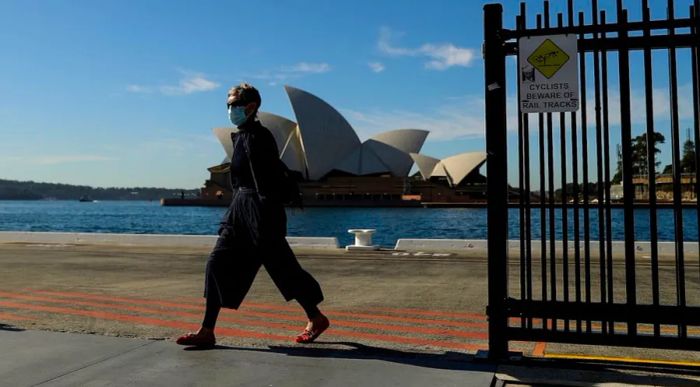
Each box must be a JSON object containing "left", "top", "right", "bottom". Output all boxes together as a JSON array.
[{"left": 527, "top": 38, "right": 569, "bottom": 79}]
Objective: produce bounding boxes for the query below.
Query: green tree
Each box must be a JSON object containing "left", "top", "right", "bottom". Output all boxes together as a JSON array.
[
  {"left": 635, "top": 132, "right": 665, "bottom": 175},
  {"left": 613, "top": 132, "right": 665, "bottom": 183},
  {"left": 613, "top": 144, "right": 623, "bottom": 184},
  {"left": 681, "top": 133, "right": 696, "bottom": 173},
  {"left": 660, "top": 129, "right": 695, "bottom": 175}
]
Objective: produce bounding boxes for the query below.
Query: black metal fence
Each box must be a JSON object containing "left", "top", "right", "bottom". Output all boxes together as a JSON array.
[{"left": 484, "top": 0, "right": 700, "bottom": 359}]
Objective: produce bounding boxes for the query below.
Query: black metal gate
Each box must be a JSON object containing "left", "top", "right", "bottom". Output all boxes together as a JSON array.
[{"left": 484, "top": 0, "right": 700, "bottom": 359}]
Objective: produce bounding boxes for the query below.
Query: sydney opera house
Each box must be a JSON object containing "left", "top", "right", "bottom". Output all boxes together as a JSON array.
[{"left": 173, "top": 85, "right": 487, "bottom": 207}]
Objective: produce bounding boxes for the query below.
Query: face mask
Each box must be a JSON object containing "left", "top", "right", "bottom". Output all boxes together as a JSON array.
[{"left": 228, "top": 106, "right": 248, "bottom": 126}]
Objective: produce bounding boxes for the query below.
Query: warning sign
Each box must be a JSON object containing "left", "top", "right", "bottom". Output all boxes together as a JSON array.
[
  {"left": 527, "top": 39, "right": 569, "bottom": 79},
  {"left": 519, "top": 34, "right": 579, "bottom": 113}
]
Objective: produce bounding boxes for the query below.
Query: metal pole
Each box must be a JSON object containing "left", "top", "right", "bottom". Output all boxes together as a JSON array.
[
  {"left": 642, "top": 0, "right": 661, "bottom": 337},
  {"left": 692, "top": 3, "right": 700, "bottom": 278},
  {"left": 484, "top": 3, "right": 509, "bottom": 360},
  {"left": 617, "top": 7, "right": 638, "bottom": 337},
  {"left": 667, "top": 0, "right": 687, "bottom": 339}
]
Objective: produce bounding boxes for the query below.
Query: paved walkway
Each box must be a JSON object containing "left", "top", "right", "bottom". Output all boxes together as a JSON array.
[
  {"left": 0, "top": 288, "right": 489, "bottom": 353},
  {"left": 1, "top": 243, "right": 700, "bottom": 385},
  {"left": 0, "top": 329, "right": 496, "bottom": 386},
  {"left": 4, "top": 329, "right": 700, "bottom": 386},
  {"left": 0, "top": 243, "right": 503, "bottom": 355}
]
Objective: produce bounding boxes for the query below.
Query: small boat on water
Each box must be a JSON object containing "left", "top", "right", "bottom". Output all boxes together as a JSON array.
[{"left": 78, "top": 196, "right": 95, "bottom": 202}]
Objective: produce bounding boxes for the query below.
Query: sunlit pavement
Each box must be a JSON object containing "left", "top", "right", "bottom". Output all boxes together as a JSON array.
[{"left": 1, "top": 243, "right": 699, "bottom": 385}]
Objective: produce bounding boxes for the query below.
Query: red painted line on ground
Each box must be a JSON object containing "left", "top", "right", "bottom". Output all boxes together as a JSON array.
[
  {"left": 3, "top": 292, "right": 486, "bottom": 350},
  {"left": 0, "top": 311, "right": 34, "bottom": 321},
  {"left": 2, "top": 291, "right": 487, "bottom": 340},
  {"left": 188, "top": 297, "right": 486, "bottom": 321},
  {"left": 1, "top": 291, "right": 299, "bottom": 332},
  {"left": 30, "top": 290, "right": 194, "bottom": 310},
  {"left": 533, "top": 342, "right": 546, "bottom": 357},
  {"left": 244, "top": 301, "right": 488, "bottom": 329},
  {"left": 2, "top": 291, "right": 203, "bottom": 320},
  {"left": 363, "top": 306, "right": 485, "bottom": 320},
  {"left": 247, "top": 308, "right": 486, "bottom": 338},
  {"left": 31, "top": 289, "right": 487, "bottom": 329},
  {"left": 241, "top": 300, "right": 489, "bottom": 326},
  {"left": 0, "top": 300, "right": 289, "bottom": 342}
]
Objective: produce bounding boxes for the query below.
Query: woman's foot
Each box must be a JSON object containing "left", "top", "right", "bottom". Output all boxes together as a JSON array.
[
  {"left": 295, "top": 314, "right": 330, "bottom": 343},
  {"left": 176, "top": 327, "right": 216, "bottom": 347}
]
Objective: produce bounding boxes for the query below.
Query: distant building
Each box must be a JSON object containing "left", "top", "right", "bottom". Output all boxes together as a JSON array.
[
  {"left": 632, "top": 174, "right": 697, "bottom": 201},
  {"left": 194, "top": 86, "right": 486, "bottom": 207},
  {"left": 610, "top": 184, "right": 624, "bottom": 201}
]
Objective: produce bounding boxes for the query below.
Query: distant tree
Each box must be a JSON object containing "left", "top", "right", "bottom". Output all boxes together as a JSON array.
[
  {"left": 681, "top": 132, "right": 696, "bottom": 173},
  {"left": 0, "top": 179, "right": 198, "bottom": 200},
  {"left": 635, "top": 132, "right": 665, "bottom": 175},
  {"left": 612, "top": 132, "right": 665, "bottom": 183},
  {"left": 613, "top": 144, "right": 623, "bottom": 184},
  {"left": 660, "top": 129, "right": 695, "bottom": 175}
]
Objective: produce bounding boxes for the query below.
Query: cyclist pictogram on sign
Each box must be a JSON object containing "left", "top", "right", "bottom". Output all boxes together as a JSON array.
[{"left": 527, "top": 38, "right": 570, "bottom": 79}]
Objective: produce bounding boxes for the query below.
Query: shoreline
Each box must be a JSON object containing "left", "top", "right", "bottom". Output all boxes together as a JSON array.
[
  {"left": 3, "top": 198, "right": 697, "bottom": 209},
  {"left": 160, "top": 197, "right": 699, "bottom": 209},
  {"left": 1, "top": 231, "right": 697, "bottom": 257}
]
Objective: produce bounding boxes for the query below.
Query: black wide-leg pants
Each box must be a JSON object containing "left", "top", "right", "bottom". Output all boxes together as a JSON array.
[{"left": 204, "top": 189, "right": 324, "bottom": 309}]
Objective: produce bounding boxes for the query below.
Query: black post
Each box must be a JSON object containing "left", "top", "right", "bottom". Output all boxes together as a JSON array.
[
  {"left": 617, "top": 7, "right": 638, "bottom": 337},
  {"left": 642, "top": 0, "right": 661, "bottom": 337},
  {"left": 484, "top": 3, "right": 508, "bottom": 360},
  {"left": 667, "top": 0, "right": 687, "bottom": 339},
  {"left": 692, "top": 3, "right": 700, "bottom": 272}
]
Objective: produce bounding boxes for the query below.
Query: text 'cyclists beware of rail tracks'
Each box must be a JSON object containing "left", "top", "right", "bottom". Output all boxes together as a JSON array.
[{"left": 519, "top": 34, "right": 579, "bottom": 113}]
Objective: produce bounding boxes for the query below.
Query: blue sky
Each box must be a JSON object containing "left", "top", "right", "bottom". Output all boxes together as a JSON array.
[{"left": 0, "top": 0, "right": 697, "bottom": 189}]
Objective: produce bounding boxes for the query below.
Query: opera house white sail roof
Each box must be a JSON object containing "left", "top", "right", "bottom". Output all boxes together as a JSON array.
[
  {"left": 410, "top": 151, "right": 487, "bottom": 187},
  {"left": 212, "top": 85, "right": 484, "bottom": 185},
  {"left": 285, "top": 85, "right": 362, "bottom": 180}
]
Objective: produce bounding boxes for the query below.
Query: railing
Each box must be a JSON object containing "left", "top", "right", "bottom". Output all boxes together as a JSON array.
[{"left": 484, "top": 0, "right": 700, "bottom": 359}]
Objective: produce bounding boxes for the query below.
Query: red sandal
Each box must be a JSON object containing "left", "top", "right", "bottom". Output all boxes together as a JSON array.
[
  {"left": 176, "top": 331, "right": 216, "bottom": 347},
  {"left": 295, "top": 315, "right": 330, "bottom": 344}
]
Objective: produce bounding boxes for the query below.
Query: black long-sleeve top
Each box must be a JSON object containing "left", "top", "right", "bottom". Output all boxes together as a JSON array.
[{"left": 229, "top": 120, "right": 284, "bottom": 200}]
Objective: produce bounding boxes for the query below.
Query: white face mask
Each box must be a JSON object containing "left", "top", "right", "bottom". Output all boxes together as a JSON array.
[{"left": 228, "top": 106, "right": 248, "bottom": 126}]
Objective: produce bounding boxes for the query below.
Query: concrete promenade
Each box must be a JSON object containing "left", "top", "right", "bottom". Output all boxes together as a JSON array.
[{"left": 1, "top": 234, "right": 699, "bottom": 385}]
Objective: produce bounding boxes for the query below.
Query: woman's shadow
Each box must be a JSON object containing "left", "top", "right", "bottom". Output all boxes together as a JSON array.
[
  {"left": 183, "top": 341, "right": 700, "bottom": 385},
  {"left": 0, "top": 323, "right": 25, "bottom": 332},
  {"left": 185, "top": 340, "right": 494, "bottom": 372}
]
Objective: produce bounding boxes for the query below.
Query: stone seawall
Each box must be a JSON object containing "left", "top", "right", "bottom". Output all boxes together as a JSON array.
[{"left": 0, "top": 232, "right": 697, "bottom": 256}]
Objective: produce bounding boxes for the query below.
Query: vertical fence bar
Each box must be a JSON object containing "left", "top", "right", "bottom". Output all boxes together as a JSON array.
[
  {"left": 484, "top": 3, "right": 508, "bottom": 359},
  {"left": 617, "top": 4, "right": 638, "bottom": 337},
  {"left": 521, "top": 1, "right": 534, "bottom": 331},
  {"left": 536, "top": 13, "right": 549, "bottom": 332},
  {"left": 569, "top": 0, "right": 582, "bottom": 335},
  {"left": 525, "top": 110, "right": 533, "bottom": 331},
  {"left": 558, "top": 11, "right": 570, "bottom": 333},
  {"left": 517, "top": 11, "right": 526, "bottom": 329},
  {"left": 666, "top": 0, "right": 687, "bottom": 339},
  {"left": 578, "top": 10, "right": 593, "bottom": 334},
  {"left": 642, "top": 0, "right": 661, "bottom": 337},
  {"left": 544, "top": 1, "right": 557, "bottom": 332},
  {"left": 692, "top": 3, "right": 700, "bottom": 276},
  {"left": 591, "top": 2, "right": 607, "bottom": 329},
  {"left": 600, "top": 9, "right": 614, "bottom": 335},
  {"left": 548, "top": 99, "right": 556, "bottom": 330}
]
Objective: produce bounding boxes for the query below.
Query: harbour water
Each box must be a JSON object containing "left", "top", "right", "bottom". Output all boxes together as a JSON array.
[{"left": 0, "top": 200, "right": 697, "bottom": 247}]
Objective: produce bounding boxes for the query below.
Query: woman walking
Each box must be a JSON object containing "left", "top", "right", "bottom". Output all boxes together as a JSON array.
[{"left": 177, "top": 83, "right": 329, "bottom": 348}]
